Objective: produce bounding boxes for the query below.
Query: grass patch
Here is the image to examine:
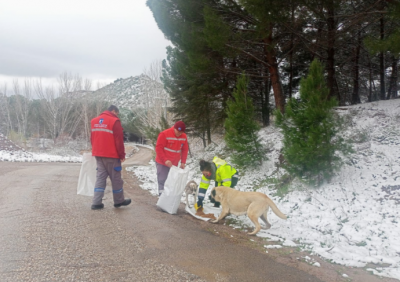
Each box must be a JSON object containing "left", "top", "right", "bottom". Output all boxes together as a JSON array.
[
  {"left": 276, "top": 183, "right": 290, "bottom": 198},
  {"left": 225, "top": 217, "right": 251, "bottom": 232},
  {"left": 356, "top": 241, "right": 367, "bottom": 247}
]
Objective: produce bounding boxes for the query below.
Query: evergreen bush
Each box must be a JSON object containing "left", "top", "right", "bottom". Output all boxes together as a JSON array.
[
  {"left": 224, "top": 73, "right": 265, "bottom": 167},
  {"left": 143, "top": 116, "right": 170, "bottom": 147},
  {"left": 276, "top": 59, "right": 351, "bottom": 185}
]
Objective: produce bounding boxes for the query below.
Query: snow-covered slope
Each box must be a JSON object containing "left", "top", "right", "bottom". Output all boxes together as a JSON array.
[
  {"left": 129, "top": 99, "right": 400, "bottom": 280},
  {"left": 94, "top": 74, "right": 165, "bottom": 109},
  {"left": 0, "top": 134, "right": 81, "bottom": 163},
  {"left": 244, "top": 99, "right": 400, "bottom": 280}
]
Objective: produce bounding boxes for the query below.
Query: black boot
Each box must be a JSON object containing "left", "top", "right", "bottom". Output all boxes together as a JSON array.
[
  {"left": 114, "top": 198, "right": 132, "bottom": 208},
  {"left": 91, "top": 203, "right": 104, "bottom": 210}
]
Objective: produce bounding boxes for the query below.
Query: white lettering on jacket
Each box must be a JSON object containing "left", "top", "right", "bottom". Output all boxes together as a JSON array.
[{"left": 94, "top": 124, "right": 108, "bottom": 128}]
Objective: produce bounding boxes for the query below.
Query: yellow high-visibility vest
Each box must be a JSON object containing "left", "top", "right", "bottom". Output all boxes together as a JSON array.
[{"left": 199, "top": 157, "right": 237, "bottom": 190}]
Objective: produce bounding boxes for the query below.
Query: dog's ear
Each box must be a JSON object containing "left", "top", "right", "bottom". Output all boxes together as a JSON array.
[{"left": 211, "top": 189, "right": 216, "bottom": 197}]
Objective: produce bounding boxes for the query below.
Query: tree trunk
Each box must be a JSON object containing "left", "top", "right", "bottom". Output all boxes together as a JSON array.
[
  {"left": 261, "top": 71, "right": 270, "bottom": 126},
  {"left": 260, "top": 64, "right": 270, "bottom": 126},
  {"left": 288, "top": 2, "right": 294, "bottom": 100},
  {"left": 351, "top": 33, "right": 361, "bottom": 105},
  {"left": 367, "top": 53, "right": 373, "bottom": 102},
  {"left": 326, "top": 0, "right": 340, "bottom": 103},
  {"left": 380, "top": 17, "right": 386, "bottom": 100},
  {"left": 2, "top": 87, "right": 14, "bottom": 136},
  {"left": 264, "top": 33, "right": 285, "bottom": 113},
  {"left": 206, "top": 96, "right": 212, "bottom": 146},
  {"left": 387, "top": 56, "right": 398, "bottom": 99},
  {"left": 207, "top": 126, "right": 211, "bottom": 146}
]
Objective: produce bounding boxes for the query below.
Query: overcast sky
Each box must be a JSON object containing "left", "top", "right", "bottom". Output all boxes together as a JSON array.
[{"left": 0, "top": 0, "right": 170, "bottom": 91}]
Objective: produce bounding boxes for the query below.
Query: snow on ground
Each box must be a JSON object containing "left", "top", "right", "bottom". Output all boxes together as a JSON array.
[
  {"left": 127, "top": 99, "right": 400, "bottom": 281},
  {"left": 0, "top": 150, "right": 82, "bottom": 162},
  {"left": 135, "top": 144, "right": 156, "bottom": 150},
  {"left": 0, "top": 134, "right": 82, "bottom": 163},
  {"left": 127, "top": 160, "right": 158, "bottom": 196}
]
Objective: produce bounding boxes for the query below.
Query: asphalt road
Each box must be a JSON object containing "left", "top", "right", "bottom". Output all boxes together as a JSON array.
[{"left": 0, "top": 149, "right": 396, "bottom": 282}]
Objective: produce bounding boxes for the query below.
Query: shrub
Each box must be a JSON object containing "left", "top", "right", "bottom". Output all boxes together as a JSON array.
[
  {"left": 224, "top": 73, "right": 266, "bottom": 167},
  {"left": 275, "top": 59, "right": 351, "bottom": 185}
]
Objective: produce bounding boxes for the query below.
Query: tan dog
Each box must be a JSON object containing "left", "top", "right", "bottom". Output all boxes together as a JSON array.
[
  {"left": 184, "top": 180, "right": 198, "bottom": 208},
  {"left": 210, "top": 186, "right": 287, "bottom": 235}
]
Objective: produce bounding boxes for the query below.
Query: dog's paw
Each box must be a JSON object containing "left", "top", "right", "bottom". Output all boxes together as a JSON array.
[
  {"left": 210, "top": 219, "right": 218, "bottom": 223},
  {"left": 261, "top": 224, "right": 271, "bottom": 230},
  {"left": 248, "top": 228, "right": 260, "bottom": 235}
]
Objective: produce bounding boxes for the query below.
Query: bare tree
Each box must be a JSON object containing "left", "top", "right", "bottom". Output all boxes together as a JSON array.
[
  {"left": 34, "top": 73, "right": 84, "bottom": 144},
  {"left": 12, "top": 80, "right": 22, "bottom": 137},
  {"left": 95, "top": 81, "right": 107, "bottom": 91},
  {"left": 56, "top": 72, "right": 83, "bottom": 141},
  {"left": 139, "top": 60, "right": 172, "bottom": 130},
  {"left": 81, "top": 78, "right": 93, "bottom": 148},
  {"left": 84, "top": 78, "right": 92, "bottom": 92},
  {"left": 35, "top": 81, "right": 59, "bottom": 143},
  {"left": 12, "top": 79, "right": 32, "bottom": 142},
  {"left": 0, "top": 84, "right": 13, "bottom": 136}
]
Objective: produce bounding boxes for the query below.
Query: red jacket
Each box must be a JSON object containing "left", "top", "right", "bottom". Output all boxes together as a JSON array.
[
  {"left": 91, "top": 111, "right": 125, "bottom": 159},
  {"left": 155, "top": 127, "right": 188, "bottom": 166}
]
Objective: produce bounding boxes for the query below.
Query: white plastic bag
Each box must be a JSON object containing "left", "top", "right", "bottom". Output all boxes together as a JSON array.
[
  {"left": 156, "top": 166, "right": 189, "bottom": 214},
  {"left": 77, "top": 153, "right": 96, "bottom": 196}
]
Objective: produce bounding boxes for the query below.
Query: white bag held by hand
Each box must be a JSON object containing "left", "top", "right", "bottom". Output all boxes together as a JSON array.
[
  {"left": 156, "top": 166, "right": 189, "bottom": 214},
  {"left": 77, "top": 153, "right": 97, "bottom": 197}
]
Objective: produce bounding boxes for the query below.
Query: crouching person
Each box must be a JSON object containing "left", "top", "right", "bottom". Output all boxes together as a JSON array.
[
  {"left": 194, "top": 157, "right": 239, "bottom": 211},
  {"left": 90, "top": 105, "right": 131, "bottom": 210}
]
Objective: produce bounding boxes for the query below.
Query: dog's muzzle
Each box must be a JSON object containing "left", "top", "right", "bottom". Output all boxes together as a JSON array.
[{"left": 209, "top": 195, "right": 216, "bottom": 203}]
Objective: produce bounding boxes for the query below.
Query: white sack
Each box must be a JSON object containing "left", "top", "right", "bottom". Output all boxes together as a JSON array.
[
  {"left": 156, "top": 166, "right": 189, "bottom": 214},
  {"left": 77, "top": 153, "right": 96, "bottom": 196}
]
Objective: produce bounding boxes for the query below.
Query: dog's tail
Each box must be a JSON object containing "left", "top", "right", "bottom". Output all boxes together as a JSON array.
[{"left": 268, "top": 199, "right": 287, "bottom": 220}]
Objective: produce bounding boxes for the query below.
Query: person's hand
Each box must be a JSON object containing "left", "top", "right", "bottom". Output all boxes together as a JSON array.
[
  {"left": 180, "top": 163, "right": 186, "bottom": 169},
  {"left": 165, "top": 160, "right": 173, "bottom": 168},
  {"left": 120, "top": 158, "right": 125, "bottom": 163}
]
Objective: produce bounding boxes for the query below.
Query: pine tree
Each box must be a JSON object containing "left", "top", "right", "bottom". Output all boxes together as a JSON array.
[
  {"left": 276, "top": 59, "right": 351, "bottom": 185},
  {"left": 147, "top": 0, "right": 229, "bottom": 145},
  {"left": 162, "top": 46, "right": 226, "bottom": 146},
  {"left": 142, "top": 116, "right": 170, "bottom": 147},
  {"left": 224, "top": 73, "right": 265, "bottom": 167}
]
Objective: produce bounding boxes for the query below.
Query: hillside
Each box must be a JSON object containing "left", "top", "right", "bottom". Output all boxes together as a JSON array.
[
  {"left": 130, "top": 99, "right": 400, "bottom": 281},
  {"left": 93, "top": 74, "right": 166, "bottom": 110}
]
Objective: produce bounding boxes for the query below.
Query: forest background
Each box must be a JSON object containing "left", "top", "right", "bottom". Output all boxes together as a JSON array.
[{"left": 1, "top": 0, "right": 400, "bottom": 156}]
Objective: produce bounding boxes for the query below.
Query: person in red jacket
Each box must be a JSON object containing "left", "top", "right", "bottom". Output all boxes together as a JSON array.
[
  {"left": 155, "top": 121, "right": 189, "bottom": 195},
  {"left": 90, "top": 105, "right": 131, "bottom": 210}
]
